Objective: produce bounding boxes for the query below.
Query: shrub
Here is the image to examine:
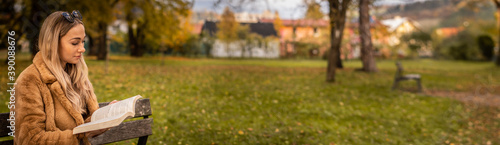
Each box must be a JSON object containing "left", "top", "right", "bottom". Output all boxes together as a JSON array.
[
  {"left": 476, "top": 35, "right": 494, "bottom": 61},
  {"left": 439, "top": 30, "right": 482, "bottom": 60}
]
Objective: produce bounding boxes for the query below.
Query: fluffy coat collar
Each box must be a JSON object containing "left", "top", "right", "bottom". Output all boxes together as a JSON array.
[{"left": 32, "top": 53, "right": 98, "bottom": 126}]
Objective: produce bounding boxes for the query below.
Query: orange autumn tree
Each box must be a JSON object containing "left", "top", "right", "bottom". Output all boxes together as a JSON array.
[{"left": 217, "top": 6, "right": 240, "bottom": 58}]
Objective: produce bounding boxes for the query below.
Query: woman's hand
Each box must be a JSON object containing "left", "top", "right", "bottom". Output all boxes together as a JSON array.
[
  {"left": 83, "top": 100, "right": 119, "bottom": 138},
  {"left": 108, "top": 100, "right": 119, "bottom": 106}
]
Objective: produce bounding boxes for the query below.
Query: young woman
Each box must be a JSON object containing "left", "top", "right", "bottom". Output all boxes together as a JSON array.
[{"left": 14, "top": 10, "right": 116, "bottom": 144}]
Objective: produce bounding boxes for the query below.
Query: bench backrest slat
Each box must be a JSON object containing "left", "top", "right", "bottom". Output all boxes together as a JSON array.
[
  {"left": 395, "top": 62, "right": 404, "bottom": 78},
  {"left": 0, "top": 140, "right": 13, "bottom": 145}
]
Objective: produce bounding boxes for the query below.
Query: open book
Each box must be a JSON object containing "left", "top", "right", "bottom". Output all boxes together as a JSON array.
[{"left": 73, "top": 95, "right": 142, "bottom": 134}]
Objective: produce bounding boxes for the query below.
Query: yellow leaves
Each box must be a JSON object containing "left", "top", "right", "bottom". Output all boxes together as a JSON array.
[
  {"left": 263, "top": 79, "right": 272, "bottom": 85},
  {"left": 238, "top": 130, "right": 244, "bottom": 135},
  {"left": 162, "top": 126, "right": 168, "bottom": 134},
  {"left": 217, "top": 7, "right": 239, "bottom": 42},
  {"left": 275, "top": 128, "right": 279, "bottom": 132}
]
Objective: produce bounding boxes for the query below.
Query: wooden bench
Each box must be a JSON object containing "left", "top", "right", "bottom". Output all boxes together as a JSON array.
[
  {"left": 392, "top": 62, "right": 422, "bottom": 92},
  {"left": 0, "top": 99, "right": 153, "bottom": 145}
]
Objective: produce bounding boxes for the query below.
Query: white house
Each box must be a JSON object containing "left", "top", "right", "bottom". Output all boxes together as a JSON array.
[
  {"left": 212, "top": 40, "right": 280, "bottom": 58},
  {"left": 202, "top": 21, "right": 280, "bottom": 58}
]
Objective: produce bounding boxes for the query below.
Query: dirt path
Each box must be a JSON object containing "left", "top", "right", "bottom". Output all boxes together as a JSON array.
[
  {"left": 425, "top": 88, "right": 500, "bottom": 144},
  {"left": 426, "top": 90, "right": 500, "bottom": 107}
]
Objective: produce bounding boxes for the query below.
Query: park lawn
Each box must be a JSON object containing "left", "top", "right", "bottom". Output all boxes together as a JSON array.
[{"left": 1, "top": 53, "right": 499, "bottom": 144}]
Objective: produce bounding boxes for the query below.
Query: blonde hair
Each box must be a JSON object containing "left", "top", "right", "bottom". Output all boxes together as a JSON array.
[{"left": 38, "top": 11, "right": 96, "bottom": 114}]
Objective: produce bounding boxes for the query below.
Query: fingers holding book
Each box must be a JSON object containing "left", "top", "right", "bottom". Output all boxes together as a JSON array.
[
  {"left": 85, "top": 100, "right": 118, "bottom": 137},
  {"left": 109, "top": 100, "right": 119, "bottom": 105},
  {"left": 73, "top": 95, "right": 142, "bottom": 135}
]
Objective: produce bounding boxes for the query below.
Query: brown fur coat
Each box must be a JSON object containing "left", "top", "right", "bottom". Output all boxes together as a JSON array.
[{"left": 13, "top": 53, "right": 99, "bottom": 145}]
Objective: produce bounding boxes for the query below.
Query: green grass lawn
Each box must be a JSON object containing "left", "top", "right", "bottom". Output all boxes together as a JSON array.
[{"left": 1, "top": 53, "right": 499, "bottom": 144}]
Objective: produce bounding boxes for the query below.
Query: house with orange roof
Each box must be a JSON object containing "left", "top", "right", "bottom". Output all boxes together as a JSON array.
[
  {"left": 434, "top": 27, "right": 463, "bottom": 38},
  {"left": 260, "top": 18, "right": 329, "bottom": 58}
]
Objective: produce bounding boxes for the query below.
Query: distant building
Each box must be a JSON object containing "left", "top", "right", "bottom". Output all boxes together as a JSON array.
[
  {"left": 260, "top": 19, "right": 329, "bottom": 58},
  {"left": 344, "top": 16, "right": 384, "bottom": 59},
  {"left": 434, "top": 27, "right": 463, "bottom": 38},
  {"left": 381, "top": 16, "right": 420, "bottom": 46},
  {"left": 202, "top": 21, "right": 278, "bottom": 37},
  {"left": 191, "top": 10, "right": 220, "bottom": 24},
  {"left": 201, "top": 21, "right": 280, "bottom": 58},
  {"left": 379, "top": 16, "right": 431, "bottom": 57},
  {"left": 191, "top": 23, "right": 204, "bottom": 35},
  {"left": 234, "top": 10, "right": 274, "bottom": 23}
]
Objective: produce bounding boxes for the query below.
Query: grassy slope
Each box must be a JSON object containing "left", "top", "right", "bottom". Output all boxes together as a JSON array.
[{"left": 1, "top": 54, "right": 499, "bottom": 144}]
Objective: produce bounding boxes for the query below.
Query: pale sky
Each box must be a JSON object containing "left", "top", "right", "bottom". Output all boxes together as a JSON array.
[
  {"left": 192, "top": 0, "right": 323, "bottom": 19},
  {"left": 192, "top": 0, "right": 434, "bottom": 19}
]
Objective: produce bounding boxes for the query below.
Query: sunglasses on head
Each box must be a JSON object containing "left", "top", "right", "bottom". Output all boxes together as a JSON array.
[{"left": 61, "top": 10, "right": 83, "bottom": 23}]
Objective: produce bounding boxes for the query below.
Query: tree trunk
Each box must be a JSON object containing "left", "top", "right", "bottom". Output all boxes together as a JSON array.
[
  {"left": 359, "top": 0, "right": 378, "bottom": 72},
  {"left": 497, "top": 7, "right": 500, "bottom": 66},
  {"left": 96, "top": 22, "right": 107, "bottom": 60},
  {"left": 336, "top": 52, "right": 343, "bottom": 68},
  {"left": 28, "top": 0, "right": 42, "bottom": 58},
  {"left": 226, "top": 42, "right": 231, "bottom": 58},
  {"left": 241, "top": 42, "right": 246, "bottom": 58},
  {"left": 86, "top": 35, "right": 97, "bottom": 56},
  {"left": 29, "top": 33, "right": 39, "bottom": 58},
  {"left": 129, "top": 23, "right": 145, "bottom": 57},
  {"left": 127, "top": 13, "right": 140, "bottom": 57},
  {"left": 129, "top": 23, "right": 139, "bottom": 57},
  {"left": 493, "top": 0, "right": 500, "bottom": 66},
  {"left": 326, "top": 0, "right": 350, "bottom": 82},
  {"left": 249, "top": 45, "right": 253, "bottom": 58},
  {"left": 205, "top": 41, "right": 213, "bottom": 58},
  {"left": 137, "top": 26, "right": 145, "bottom": 57}
]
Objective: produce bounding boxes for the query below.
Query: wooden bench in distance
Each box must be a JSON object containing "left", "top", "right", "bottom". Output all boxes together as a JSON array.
[
  {"left": 392, "top": 62, "right": 422, "bottom": 92},
  {"left": 0, "top": 99, "right": 153, "bottom": 145}
]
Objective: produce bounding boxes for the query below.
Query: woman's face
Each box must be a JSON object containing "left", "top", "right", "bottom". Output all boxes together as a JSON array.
[{"left": 59, "top": 24, "right": 86, "bottom": 65}]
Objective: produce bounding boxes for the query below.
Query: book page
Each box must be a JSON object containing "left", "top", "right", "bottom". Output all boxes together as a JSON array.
[
  {"left": 91, "top": 95, "right": 141, "bottom": 122},
  {"left": 73, "top": 95, "right": 142, "bottom": 134},
  {"left": 73, "top": 112, "right": 128, "bottom": 134}
]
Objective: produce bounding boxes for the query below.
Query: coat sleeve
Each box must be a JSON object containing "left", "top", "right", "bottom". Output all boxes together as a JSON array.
[{"left": 14, "top": 73, "right": 83, "bottom": 145}]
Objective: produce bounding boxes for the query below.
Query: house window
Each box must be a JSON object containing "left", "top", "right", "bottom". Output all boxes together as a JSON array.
[{"left": 313, "top": 27, "right": 319, "bottom": 37}]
